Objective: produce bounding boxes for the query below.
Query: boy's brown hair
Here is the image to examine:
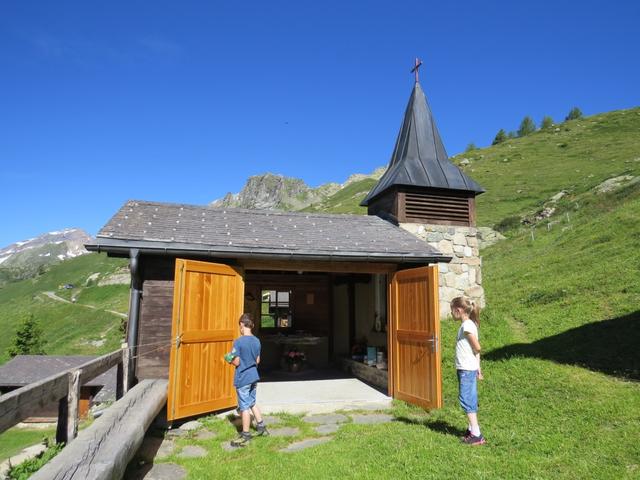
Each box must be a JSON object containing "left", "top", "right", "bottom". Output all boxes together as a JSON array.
[{"left": 239, "top": 313, "right": 254, "bottom": 329}]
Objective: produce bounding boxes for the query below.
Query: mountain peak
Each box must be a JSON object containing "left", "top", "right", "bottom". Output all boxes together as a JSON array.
[
  {"left": 0, "top": 228, "right": 94, "bottom": 283},
  {"left": 210, "top": 168, "right": 385, "bottom": 211}
]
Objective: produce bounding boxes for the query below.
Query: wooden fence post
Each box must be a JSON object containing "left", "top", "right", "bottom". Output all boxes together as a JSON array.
[
  {"left": 67, "top": 370, "right": 81, "bottom": 442},
  {"left": 56, "top": 397, "right": 68, "bottom": 444},
  {"left": 122, "top": 343, "right": 130, "bottom": 396},
  {"left": 116, "top": 353, "right": 124, "bottom": 400}
]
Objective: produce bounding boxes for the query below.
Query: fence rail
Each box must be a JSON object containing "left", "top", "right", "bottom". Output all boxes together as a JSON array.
[{"left": 0, "top": 346, "right": 129, "bottom": 444}]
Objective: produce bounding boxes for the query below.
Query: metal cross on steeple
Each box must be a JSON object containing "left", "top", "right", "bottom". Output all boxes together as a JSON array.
[{"left": 410, "top": 57, "right": 423, "bottom": 83}]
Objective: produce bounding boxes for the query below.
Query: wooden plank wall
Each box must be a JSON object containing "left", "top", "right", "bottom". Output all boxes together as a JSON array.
[
  {"left": 366, "top": 190, "right": 398, "bottom": 222},
  {"left": 136, "top": 256, "right": 176, "bottom": 380},
  {"left": 366, "top": 187, "right": 476, "bottom": 227},
  {"left": 293, "top": 282, "right": 330, "bottom": 335},
  {"left": 402, "top": 190, "right": 472, "bottom": 226},
  {"left": 137, "top": 280, "right": 173, "bottom": 379}
]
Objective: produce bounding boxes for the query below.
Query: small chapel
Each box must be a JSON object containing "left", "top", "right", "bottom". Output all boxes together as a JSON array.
[{"left": 86, "top": 60, "right": 485, "bottom": 420}]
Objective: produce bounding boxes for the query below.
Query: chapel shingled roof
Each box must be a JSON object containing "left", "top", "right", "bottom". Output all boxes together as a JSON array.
[
  {"left": 0, "top": 355, "right": 115, "bottom": 388},
  {"left": 361, "top": 82, "right": 484, "bottom": 206},
  {"left": 86, "top": 200, "right": 448, "bottom": 263}
]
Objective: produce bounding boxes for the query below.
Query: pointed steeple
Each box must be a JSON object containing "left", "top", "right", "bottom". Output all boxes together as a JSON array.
[{"left": 361, "top": 82, "right": 484, "bottom": 208}]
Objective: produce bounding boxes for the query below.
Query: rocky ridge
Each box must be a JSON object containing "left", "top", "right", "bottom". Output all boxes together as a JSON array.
[{"left": 210, "top": 168, "right": 385, "bottom": 211}]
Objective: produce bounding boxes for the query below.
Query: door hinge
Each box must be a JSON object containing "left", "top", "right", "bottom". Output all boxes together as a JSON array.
[
  {"left": 427, "top": 335, "right": 439, "bottom": 353},
  {"left": 175, "top": 334, "right": 183, "bottom": 349}
]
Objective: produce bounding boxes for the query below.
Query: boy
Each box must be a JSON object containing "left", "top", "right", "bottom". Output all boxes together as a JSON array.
[{"left": 226, "top": 313, "right": 268, "bottom": 446}]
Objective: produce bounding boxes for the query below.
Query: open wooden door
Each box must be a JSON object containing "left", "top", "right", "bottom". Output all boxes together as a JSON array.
[
  {"left": 388, "top": 265, "right": 442, "bottom": 409},
  {"left": 167, "top": 259, "right": 244, "bottom": 421}
]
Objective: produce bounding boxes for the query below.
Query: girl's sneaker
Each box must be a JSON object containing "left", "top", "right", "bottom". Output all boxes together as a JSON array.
[{"left": 462, "top": 434, "right": 486, "bottom": 446}]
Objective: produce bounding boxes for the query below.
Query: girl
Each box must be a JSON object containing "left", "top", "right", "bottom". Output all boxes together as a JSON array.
[{"left": 451, "top": 296, "right": 486, "bottom": 446}]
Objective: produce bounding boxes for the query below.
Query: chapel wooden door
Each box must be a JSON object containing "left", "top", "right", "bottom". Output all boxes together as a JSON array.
[
  {"left": 388, "top": 265, "right": 442, "bottom": 409},
  {"left": 167, "top": 259, "right": 244, "bottom": 421}
]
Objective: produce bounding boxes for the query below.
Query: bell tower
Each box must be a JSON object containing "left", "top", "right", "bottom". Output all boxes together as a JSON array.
[{"left": 362, "top": 60, "right": 486, "bottom": 315}]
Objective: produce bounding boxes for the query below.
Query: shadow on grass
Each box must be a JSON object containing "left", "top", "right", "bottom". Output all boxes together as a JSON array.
[
  {"left": 485, "top": 311, "right": 640, "bottom": 380},
  {"left": 394, "top": 416, "right": 467, "bottom": 438}
]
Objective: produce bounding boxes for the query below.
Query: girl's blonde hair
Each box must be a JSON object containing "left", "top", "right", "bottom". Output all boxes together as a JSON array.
[{"left": 450, "top": 296, "right": 480, "bottom": 326}]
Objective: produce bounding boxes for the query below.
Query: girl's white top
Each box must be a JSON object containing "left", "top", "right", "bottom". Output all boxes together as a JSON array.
[{"left": 455, "top": 319, "right": 479, "bottom": 370}]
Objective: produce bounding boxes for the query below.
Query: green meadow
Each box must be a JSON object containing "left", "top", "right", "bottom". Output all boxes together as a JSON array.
[
  {"left": 0, "top": 253, "right": 129, "bottom": 364},
  {"left": 0, "top": 427, "right": 55, "bottom": 464}
]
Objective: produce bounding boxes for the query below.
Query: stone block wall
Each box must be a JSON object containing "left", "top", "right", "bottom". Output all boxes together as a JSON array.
[{"left": 400, "top": 223, "right": 485, "bottom": 319}]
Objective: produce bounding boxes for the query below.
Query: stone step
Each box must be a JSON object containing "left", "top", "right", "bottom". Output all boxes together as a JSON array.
[{"left": 279, "top": 437, "right": 333, "bottom": 453}]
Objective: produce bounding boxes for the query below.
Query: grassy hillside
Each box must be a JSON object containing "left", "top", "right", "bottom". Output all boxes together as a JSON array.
[
  {"left": 455, "top": 108, "right": 640, "bottom": 227},
  {"left": 484, "top": 180, "right": 640, "bottom": 352},
  {"left": 301, "top": 177, "right": 377, "bottom": 214},
  {"left": 0, "top": 253, "right": 128, "bottom": 363}
]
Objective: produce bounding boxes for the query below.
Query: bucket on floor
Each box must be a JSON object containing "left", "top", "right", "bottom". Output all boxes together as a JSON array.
[{"left": 367, "top": 347, "right": 377, "bottom": 366}]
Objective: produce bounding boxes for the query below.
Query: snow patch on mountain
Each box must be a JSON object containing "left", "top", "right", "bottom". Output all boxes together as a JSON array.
[{"left": 0, "top": 228, "right": 94, "bottom": 281}]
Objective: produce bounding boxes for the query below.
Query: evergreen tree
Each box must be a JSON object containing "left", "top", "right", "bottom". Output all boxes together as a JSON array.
[
  {"left": 565, "top": 107, "right": 583, "bottom": 121},
  {"left": 8, "top": 314, "right": 45, "bottom": 357},
  {"left": 517, "top": 116, "right": 536, "bottom": 137},
  {"left": 541, "top": 116, "right": 554, "bottom": 129},
  {"left": 465, "top": 142, "right": 477, "bottom": 152},
  {"left": 492, "top": 129, "right": 507, "bottom": 145},
  {"left": 507, "top": 131, "right": 517, "bottom": 139}
]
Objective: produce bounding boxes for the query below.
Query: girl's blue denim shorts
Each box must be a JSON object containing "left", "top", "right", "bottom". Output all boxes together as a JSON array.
[
  {"left": 236, "top": 382, "right": 257, "bottom": 411},
  {"left": 457, "top": 369, "right": 478, "bottom": 414}
]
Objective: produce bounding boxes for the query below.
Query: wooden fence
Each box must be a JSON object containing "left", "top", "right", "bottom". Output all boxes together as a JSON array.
[
  {"left": 0, "top": 346, "right": 130, "bottom": 444},
  {"left": 31, "top": 379, "right": 168, "bottom": 480}
]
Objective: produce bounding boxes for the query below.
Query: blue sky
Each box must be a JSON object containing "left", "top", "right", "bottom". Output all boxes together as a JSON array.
[{"left": 1, "top": 1, "right": 638, "bottom": 246}]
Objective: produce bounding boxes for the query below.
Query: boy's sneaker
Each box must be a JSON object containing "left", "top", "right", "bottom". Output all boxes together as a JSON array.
[
  {"left": 462, "top": 434, "right": 486, "bottom": 446},
  {"left": 231, "top": 432, "right": 252, "bottom": 447},
  {"left": 460, "top": 429, "right": 472, "bottom": 441},
  {"left": 256, "top": 423, "right": 269, "bottom": 436}
]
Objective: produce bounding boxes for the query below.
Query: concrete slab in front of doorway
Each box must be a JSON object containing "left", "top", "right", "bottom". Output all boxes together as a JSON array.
[{"left": 256, "top": 378, "right": 392, "bottom": 414}]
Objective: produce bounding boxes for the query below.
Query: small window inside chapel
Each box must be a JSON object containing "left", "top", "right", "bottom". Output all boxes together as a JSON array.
[{"left": 260, "top": 289, "right": 293, "bottom": 329}]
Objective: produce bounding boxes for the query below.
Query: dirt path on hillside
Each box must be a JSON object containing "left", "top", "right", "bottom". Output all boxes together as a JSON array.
[{"left": 43, "top": 291, "right": 127, "bottom": 319}]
